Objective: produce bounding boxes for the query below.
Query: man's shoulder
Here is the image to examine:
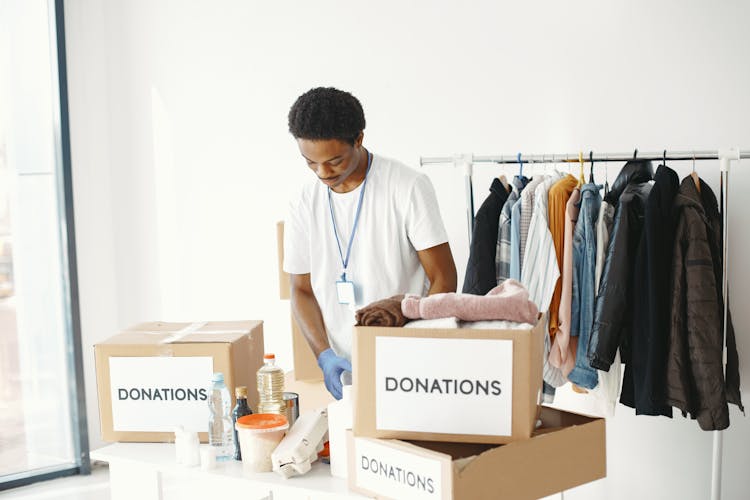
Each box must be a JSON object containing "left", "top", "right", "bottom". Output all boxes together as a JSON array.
[
  {"left": 288, "top": 176, "right": 325, "bottom": 215},
  {"left": 372, "top": 154, "right": 426, "bottom": 190}
]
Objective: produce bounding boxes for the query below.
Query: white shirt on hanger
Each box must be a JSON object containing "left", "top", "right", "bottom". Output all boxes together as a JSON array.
[
  {"left": 521, "top": 172, "right": 564, "bottom": 310},
  {"left": 521, "top": 172, "right": 567, "bottom": 393}
]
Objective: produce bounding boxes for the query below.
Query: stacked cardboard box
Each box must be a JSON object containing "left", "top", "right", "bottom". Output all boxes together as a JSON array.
[
  {"left": 347, "top": 318, "right": 607, "bottom": 499},
  {"left": 276, "top": 221, "right": 606, "bottom": 497}
]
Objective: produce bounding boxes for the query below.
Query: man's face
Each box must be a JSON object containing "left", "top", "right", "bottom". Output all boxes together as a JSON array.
[{"left": 297, "top": 137, "right": 363, "bottom": 190}]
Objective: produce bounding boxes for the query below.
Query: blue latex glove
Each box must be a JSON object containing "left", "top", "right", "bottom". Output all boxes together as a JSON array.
[{"left": 317, "top": 348, "right": 352, "bottom": 400}]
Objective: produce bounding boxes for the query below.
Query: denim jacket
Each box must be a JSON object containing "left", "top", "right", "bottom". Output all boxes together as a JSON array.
[{"left": 568, "top": 182, "right": 602, "bottom": 389}]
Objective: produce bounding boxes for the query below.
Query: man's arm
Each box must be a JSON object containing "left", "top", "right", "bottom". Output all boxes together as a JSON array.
[
  {"left": 417, "top": 242, "right": 458, "bottom": 295},
  {"left": 290, "top": 272, "right": 351, "bottom": 400},
  {"left": 290, "top": 273, "right": 330, "bottom": 358}
]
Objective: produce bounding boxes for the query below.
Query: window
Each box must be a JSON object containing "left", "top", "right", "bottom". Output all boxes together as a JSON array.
[{"left": 0, "top": 0, "right": 89, "bottom": 488}]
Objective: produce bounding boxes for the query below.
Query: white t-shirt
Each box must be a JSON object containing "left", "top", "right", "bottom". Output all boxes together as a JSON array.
[{"left": 283, "top": 154, "right": 449, "bottom": 360}]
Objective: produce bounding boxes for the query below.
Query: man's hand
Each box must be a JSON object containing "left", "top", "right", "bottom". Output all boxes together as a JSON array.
[{"left": 317, "top": 348, "right": 351, "bottom": 400}]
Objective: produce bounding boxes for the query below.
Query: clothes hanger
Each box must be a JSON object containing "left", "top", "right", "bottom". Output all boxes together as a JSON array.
[
  {"left": 578, "top": 151, "right": 585, "bottom": 187},
  {"left": 517, "top": 152, "right": 524, "bottom": 179},
  {"left": 589, "top": 150, "right": 595, "bottom": 183},
  {"left": 551, "top": 153, "right": 556, "bottom": 176},
  {"left": 604, "top": 153, "right": 610, "bottom": 196},
  {"left": 691, "top": 150, "right": 701, "bottom": 193}
]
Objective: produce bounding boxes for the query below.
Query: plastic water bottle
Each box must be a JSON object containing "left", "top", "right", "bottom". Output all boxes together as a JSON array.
[
  {"left": 257, "top": 353, "right": 285, "bottom": 415},
  {"left": 208, "top": 372, "right": 234, "bottom": 461}
]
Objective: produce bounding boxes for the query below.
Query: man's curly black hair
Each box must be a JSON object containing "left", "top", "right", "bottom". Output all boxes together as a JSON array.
[{"left": 288, "top": 87, "right": 366, "bottom": 145}]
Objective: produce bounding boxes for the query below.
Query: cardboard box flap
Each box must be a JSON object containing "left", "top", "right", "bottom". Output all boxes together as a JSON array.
[
  {"left": 406, "top": 440, "right": 494, "bottom": 462},
  {"left": 454, "top": 407, "right": 599, "bottom": 477},
  {"left": 401, "top": 407, "right": 600, "bottom": 477},
  {"left": 453, "top": 408, "right": 606, "bottom": 500},
  {"left": 99, "top": 321, "right": 262, "bottom": 345},
  {"left": 407, "top": 440, "right": 494, "bottom": 475},
  {"left": 531, "top": 406, "right": 599, "bottom": 436}
]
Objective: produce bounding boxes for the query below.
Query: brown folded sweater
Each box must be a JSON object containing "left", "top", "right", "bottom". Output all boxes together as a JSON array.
[{"left": 355, "top": 295, "right": 406, "bottom": 327}]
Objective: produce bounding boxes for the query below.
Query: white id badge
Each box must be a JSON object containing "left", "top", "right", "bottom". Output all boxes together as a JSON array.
[{"left": 336, "top": 280, "right": 356, "bottom": 305}]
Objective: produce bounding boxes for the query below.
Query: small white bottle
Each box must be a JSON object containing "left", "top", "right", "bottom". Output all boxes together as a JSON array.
[
  {"left": 327, "top": 385, "right": 353, "bottom": 479},
  {"left": 183, "top": 431, "right": 201, "bottom": 467},
  {"left": 174, "top": 426, "right": 187, "bottom": 465},
  {"left": 174, "top": 426, "right": 200, "bottom": 467}
]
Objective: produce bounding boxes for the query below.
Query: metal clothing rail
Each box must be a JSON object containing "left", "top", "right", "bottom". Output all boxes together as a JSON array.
[
  {"left": 420, "top": 149, "right": 748, "bottom": 240},
  {"left": 420, "top": 149, "right": 750, "bottom": 166},
  {"left": 421, "top": 148, "right": 745, "bottom": 500}
]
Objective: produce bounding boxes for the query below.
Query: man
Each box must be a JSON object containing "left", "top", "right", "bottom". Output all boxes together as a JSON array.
[{"left": 283, "top": 87, "right": 457, "bottom": 399}]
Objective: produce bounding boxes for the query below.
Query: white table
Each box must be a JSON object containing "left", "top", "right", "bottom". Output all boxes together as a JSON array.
[{"left": 91, "top": 443, "right": 371, "bottom": 500}]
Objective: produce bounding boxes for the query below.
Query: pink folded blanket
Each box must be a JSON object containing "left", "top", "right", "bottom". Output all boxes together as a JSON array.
[{"left": 401, "top": 279, "right": 539, "bottom": 324}]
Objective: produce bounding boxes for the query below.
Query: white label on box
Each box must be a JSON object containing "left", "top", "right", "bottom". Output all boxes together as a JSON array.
[
  {"left": 375, "top": 337, "right": 513, "bottom": 436},
  {"left": 354, "top": 437, "right": 444, "bottom": 499},
  {"left": 109, "top": 356, "right": 213, "bottom": 432}
]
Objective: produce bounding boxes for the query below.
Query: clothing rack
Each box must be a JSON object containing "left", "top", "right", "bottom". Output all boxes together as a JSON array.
[
  {"left": 420, "top": 150, "right": 748, "bottom": 241},
  {"left": 420, "top": 148, "right": 747, "bottom": 500}
]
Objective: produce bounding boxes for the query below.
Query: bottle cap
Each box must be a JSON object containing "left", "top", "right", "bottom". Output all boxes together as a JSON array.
[
  {"left": 211, "top": 372, "right": 224, "bottom": 383},
  {"left": 264, "top": 353, "right": 275, "bottom": 360},
  {"left": 235, "top": 386, "right": 248, "bottom": 398}
]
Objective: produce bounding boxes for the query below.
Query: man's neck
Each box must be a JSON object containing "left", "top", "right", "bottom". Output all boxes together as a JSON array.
[{"left": 331, "top": 148, "right": 369, "bottom": 193}]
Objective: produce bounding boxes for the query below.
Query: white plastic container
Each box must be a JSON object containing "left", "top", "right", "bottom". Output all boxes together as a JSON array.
[
  {"left": 174, "top": 426, "right": 200, "bottom": 467},
  {"left": 328, "top": 385, "right": 353, "bottom": 478},
  {"left": 236, "top": 413, "right": 289, "bottom": 472},
  {"left": 200, "top": 446, "right": 216, "bottom": 470}
]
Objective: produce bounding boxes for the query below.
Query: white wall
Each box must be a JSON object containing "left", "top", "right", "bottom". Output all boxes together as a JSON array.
[{"left": 65, "top": 1, "right": 750, "bottom": 498}]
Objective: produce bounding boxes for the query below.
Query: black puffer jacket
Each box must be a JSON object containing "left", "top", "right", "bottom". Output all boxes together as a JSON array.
[
  {"left": 621, "top": 165, "right": 679, "bottom": 416},
  {"left": 588, "top": 160, "right": 653, "bottom": 371},
  {"left": 462, "top": 178, "right": 509, "bottom": 295},
  {"left": 665, "top": 177, "right": 744, "bottom": 430}
]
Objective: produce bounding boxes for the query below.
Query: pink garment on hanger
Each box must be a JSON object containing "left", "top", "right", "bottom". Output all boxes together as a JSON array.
[{"left": 401, "top": 279, "right": 539, "bottom": 324}]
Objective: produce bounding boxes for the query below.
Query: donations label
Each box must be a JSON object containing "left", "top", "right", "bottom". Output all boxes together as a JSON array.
[
  {"left": 109, "top": 356, "right": 213, "bottom": 432},
  {"left": 354, "top": 437, "right": 444, "bottom": 499},
  {"left": 375, "top": 337, "right": 513, "bottom": 436}
]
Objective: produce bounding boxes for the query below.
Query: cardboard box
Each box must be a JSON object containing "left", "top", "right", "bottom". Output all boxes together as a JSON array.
[
  {"left": 94, "top": 320, "right": 264, "bottom": 442},
  {"left": 276, "top": 221, "right": 291, "bottom": 300},
  {"left": 277, "top": 221, "right": 323, "bottom": 381},
  {"left": 353, "top": 318, "right": 544, "bottom": 444},
  {"left": 347, "top": 406, "right": 606, "bottom": 500}
]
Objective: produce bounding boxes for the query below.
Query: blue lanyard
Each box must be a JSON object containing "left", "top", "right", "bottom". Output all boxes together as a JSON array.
[{"left": 327, "top": 151, "right": 372, "bottom": 281}]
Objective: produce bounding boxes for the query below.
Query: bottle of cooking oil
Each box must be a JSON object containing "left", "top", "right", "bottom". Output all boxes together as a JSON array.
[{"left": 257, "top": 353, "right": 285, "bottom": 415}]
